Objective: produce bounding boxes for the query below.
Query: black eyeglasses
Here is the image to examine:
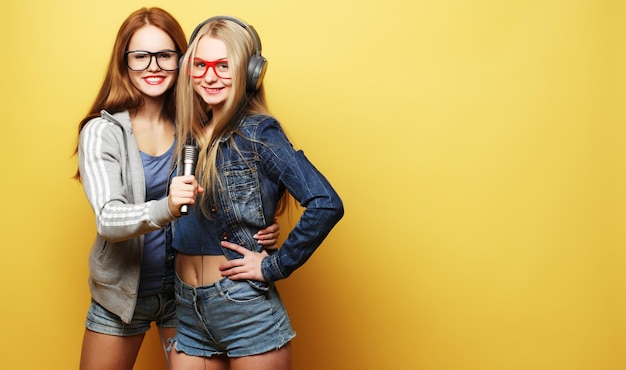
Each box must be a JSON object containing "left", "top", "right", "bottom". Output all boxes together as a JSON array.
[{"left": 124, "top": 50, "right": 181, "bottom": 71}]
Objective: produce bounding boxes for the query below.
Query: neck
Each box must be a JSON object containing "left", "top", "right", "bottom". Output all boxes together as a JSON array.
[
  {"left": 132, "top": 95, "right": 166, "bottom": 122},
  {"left": 210, "top": 106, "right": 222, "bottom": 125}
]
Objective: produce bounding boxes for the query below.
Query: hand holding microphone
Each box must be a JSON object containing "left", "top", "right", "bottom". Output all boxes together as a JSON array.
[{"left": 180, "top": 145, "right": 199, "bottom": 215}]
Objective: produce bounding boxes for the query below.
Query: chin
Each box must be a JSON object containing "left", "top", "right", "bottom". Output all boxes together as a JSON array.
[{"left": 202, "top": 95, "right": 226, "bottom": 105}]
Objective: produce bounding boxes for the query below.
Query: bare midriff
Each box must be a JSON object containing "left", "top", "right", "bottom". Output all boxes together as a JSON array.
[{"left": 176, "top": 253, "right": 228, "bottom": 286}]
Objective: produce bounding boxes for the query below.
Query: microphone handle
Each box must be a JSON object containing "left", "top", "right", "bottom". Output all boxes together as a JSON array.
[{"left": 180, "top": 146, "right": 198, "bottom": 215}]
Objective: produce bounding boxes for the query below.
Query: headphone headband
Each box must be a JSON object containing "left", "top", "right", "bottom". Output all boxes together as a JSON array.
[
  {"left": 188, "top": 16, "right": 267, "bottom": 92},
  {"left": 189, "top": 16, "right": 262, "bottom": 55}
]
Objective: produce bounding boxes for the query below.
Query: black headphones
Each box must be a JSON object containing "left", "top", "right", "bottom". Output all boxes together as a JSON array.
[{"left": 188, "top": 16, "right": 267, "bottom": 93}]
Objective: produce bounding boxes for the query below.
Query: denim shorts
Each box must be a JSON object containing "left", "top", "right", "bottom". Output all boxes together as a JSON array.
[
  {"left": 86, "top": 292, "right": 177, "bottom": 336},
  {"left": 173, "top": 274, "right": 296, "bottom": 358}
]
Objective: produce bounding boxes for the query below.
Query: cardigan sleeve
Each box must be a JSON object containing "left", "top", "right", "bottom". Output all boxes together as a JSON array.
[{"left": 78, "top": 117, "right": 176, "bottom": 243}]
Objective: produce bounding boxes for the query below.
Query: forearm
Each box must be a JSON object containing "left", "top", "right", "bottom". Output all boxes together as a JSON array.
[
  {"left": 260, "top": 205, "right": 343, "bottom": 282},
  {"left": 96, "top": 198, "right": 176, "bottom": 242}
]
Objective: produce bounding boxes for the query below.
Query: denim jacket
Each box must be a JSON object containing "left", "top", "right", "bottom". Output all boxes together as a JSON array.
[{"left": 172, "top": 114, "right": 344, "bottom": 284}]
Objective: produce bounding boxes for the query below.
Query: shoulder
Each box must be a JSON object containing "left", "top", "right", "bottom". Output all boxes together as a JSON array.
[
  {"left": 81, "top": 110, "right": 131, "bottom": 138},
  {"left": 79, "top": 111, "right": 133, "bottom": 156},
  {"left": 235, "top": 114, "right": 295, "bottom": 153},
  {"left": 238, "top": 114, "right": 283, "bottom": 136},
  {"left": 240, "top": 114, "right": 277, "bottom": 127}
]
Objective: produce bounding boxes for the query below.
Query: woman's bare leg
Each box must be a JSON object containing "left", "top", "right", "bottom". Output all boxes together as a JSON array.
[
  {"left": 159, "top": 327, "right": 177, "bottom": 368},
  {"left": 169, "top": 342, "right": 229, "bottom": 370},
  {"left": 79, "top": 329, "right": 144, "bottom": 370},
  {"left": 230, "top": 342, "right": 292, "bottom": 370}
]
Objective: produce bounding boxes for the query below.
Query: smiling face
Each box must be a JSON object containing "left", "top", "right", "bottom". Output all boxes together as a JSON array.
[
  {"left": 126, "top": 25, "right": 178, "bottom": 99},
  {"left": 192, "top": 36, "right": 233, "bottom": 112}
]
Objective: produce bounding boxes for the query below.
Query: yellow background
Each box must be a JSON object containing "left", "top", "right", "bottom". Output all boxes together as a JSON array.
[{"left": 1, "top": 0, "right": 624, "bottom": 369}]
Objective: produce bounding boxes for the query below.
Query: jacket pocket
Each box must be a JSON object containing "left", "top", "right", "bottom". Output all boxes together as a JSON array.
[{"left": 224, "top": 166, "right": 260, "bottom": 202}]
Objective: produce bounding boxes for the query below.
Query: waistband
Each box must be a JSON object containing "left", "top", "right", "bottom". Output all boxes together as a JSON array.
[
  {"left": 175, "top": 273, "right": 240, "bottom": 300},
  {"left": 175, "top": 273, "right": 275, "bottom": 300}
]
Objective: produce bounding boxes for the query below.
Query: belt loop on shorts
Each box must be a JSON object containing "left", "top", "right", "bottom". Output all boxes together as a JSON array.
[
  {"left": 215, "top": 278, "right": 223, "bottom": 299},
  {"left": 215, "top": 278, "right": 233, "bottom": 299},
  {"left": 187, "top": 280, "right": 198, "bottom": 303},
  {"left": 175, "top": 274, "right": 183, "bottom": 297},
  {"left": 176, "top": 274, "right": 197, "bottom": 302}
]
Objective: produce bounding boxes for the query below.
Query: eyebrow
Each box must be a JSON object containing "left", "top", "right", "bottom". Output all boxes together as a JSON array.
[
  {"left": 127, "top": 49, "right": 178, "bottom": 53},
  {"left": 194, "top": 55, "right": 228, "bottom": 60}
]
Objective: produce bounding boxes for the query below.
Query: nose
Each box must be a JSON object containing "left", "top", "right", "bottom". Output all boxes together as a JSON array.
[
  {"left": 203, "top": 66, "right": 218, "bottom": 82},
  {"left": 146, "top": 55, "right": 160, "bottom": 71}
]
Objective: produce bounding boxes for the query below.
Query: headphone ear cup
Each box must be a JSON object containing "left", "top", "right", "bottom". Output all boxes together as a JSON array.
[{"left": 247, "top": 55, "right": 267, "bottom": 93}]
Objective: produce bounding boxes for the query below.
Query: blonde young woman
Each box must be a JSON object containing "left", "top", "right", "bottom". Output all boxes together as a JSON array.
[
  {"left": 169, "top": 16, "right": 344, "bottom": 370},
  {"left": 75, "top": 9, "right": 280, "bottom": 370}
]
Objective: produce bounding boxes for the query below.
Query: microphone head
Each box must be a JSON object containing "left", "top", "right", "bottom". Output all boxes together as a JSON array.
[
  {"left": 183, "top": 145, "right": 199, "bottom": 164},
  {"left": 180, "top": 145, "right": 199, "bottom": 215}
]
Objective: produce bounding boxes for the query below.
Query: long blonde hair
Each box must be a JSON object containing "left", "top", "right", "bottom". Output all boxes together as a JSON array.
[{"left": 175, "top": 18, "right": 275, "bottom": 217}]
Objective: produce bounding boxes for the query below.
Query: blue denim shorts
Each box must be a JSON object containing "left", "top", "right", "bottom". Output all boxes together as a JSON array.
[
  {"left": 86, "top": 292, "right": 177, "bottom": 336},
  {"left": 173, "top": 274, "right": 296, "bottom": 358}
]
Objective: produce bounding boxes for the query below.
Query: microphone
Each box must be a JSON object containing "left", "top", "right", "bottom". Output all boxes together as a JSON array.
[{"left": 180, "top": 145, "right": 199, "bottom": 215}]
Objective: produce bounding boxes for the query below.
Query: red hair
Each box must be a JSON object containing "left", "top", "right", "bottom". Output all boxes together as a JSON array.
[{"left": 74, "top": 7, "right": 187, "bottom": 180}]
